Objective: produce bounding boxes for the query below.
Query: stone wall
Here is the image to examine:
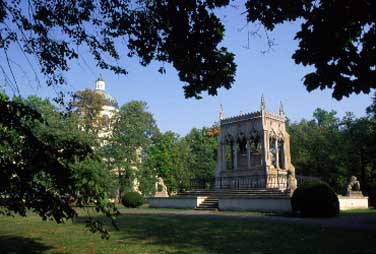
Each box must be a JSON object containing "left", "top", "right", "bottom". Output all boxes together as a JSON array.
[
  {"left": 218, "top": 197, "right": 292, "bottom": 212},
  {"left": 148, "top": 196, "right": 207, "bottom": 209},
  {"left": 338, "top": 196, "right": 369, "bottom": 210}
]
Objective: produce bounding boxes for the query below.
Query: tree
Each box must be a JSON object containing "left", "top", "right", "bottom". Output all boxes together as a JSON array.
[
  {"left": 288, "top": 109, "right": 347, "bottom": 191},
  {"left": 1, "top": 1, "right": 375, "bottom": 99},
  {"left": 288, "top": 105, "right": 376, "bottom": 195},
  {"left": 103, "top": 100, "right": 159, "bottom": 200},
  {"left": 72, "top": 88, "right": 108, "bottom": 136},
  {"left": 0, "top": 93, "right": 117, "bottom": 238},
  {"left": 246, "top": 0, "right": 376, "bottom": 99},
  {"left": 143, "top": 131, "right": 182, "bottom": 193},
  {"left": 144, "top": 127, "right": 218, "bottom": 193},
  {"left": 0, "top": 0, "right": 235, "bottom": 99},
  {"left": 184, "top": 127, "right": 218, "bottom": 179},
  {"left": 366, "top": 92, "right": 376, "bottom": 119}
]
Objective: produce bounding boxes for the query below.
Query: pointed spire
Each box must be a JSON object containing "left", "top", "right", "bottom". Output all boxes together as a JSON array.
[
  {"left": 219, "top": 104, "right": 224, "bottom": 120},
  {"left": 279, "top": 101, "right": 285, "bottom": 115},
  {"left": 261, "top": 94, "right": 266, "bottom": 112}
]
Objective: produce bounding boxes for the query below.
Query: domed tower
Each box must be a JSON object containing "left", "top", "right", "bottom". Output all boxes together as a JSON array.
[
  {"left": 95, "top": 74, "right": 119, "bottom": 109},
  {"left": 94, "top": 75, "right": 119, "bottom": 139}
]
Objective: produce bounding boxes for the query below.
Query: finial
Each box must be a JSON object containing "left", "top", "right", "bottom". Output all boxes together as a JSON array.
[
  {"left": 98, "top": 73, "right": 103, "bottom": 81},
  {"left": 279, "top": 101, "right": 285, "bottom": 115},
  {"left": 261, "top": 94, "right": 266, "bottom": 112},
  {"left": 219, "top": 104, "right": 224, "bottom": 120}
]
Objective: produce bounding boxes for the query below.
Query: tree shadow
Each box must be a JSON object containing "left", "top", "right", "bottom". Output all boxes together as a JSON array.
[
  {"left": 75, "top": 214, "right": 268, "bottom": 253},
  {"left": 75, "top": 213, "right": 376, "bottom": 254},
  {"left": 0, "top": 235, "right": 53, "bottom": 254}
]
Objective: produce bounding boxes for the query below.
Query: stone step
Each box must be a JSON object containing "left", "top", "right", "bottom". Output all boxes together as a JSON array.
[
  {"left": 178, "top": 192, "right": 288, "bottom": 197},
  {"left": 195, "top": 197, "right": 219, "bottom": 211},
  {"left": 180, "top": 191, "right": 285, "bottom": 195},
  {"left": 194, "top": 207, "right": 218, "bottom": 211},
  {"left": 179, "top": 189, "right": 285, "bottom": 194},
  {"left": 178, "top": 190, "right": 290, "bottom": 199},
  {"left": 196, "top": 203, "right": 218, "bottom": 206},
  {"left": 201, "top": 201, "right": 218, "bottom": 204}
]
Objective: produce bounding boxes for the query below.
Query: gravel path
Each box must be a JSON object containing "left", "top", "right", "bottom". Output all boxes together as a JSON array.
[{"left": 120, "top": 208, "right": 376, "bottom": 231}]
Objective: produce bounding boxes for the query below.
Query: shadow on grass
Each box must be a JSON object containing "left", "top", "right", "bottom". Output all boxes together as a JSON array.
[
  {"left": 0, "top": 235, "right": 54, "bottom": 254},
  {"left": 74, "top": 213, "right": 376, "bottom": 254}
]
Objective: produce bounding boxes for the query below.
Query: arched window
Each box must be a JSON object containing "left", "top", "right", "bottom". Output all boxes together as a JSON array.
[
  {"left": 269, "top": 136, "right": 277, "bottom": 168},
  {"left": 278, "top": 139, "right": 285, "bottom": 169},
  {"left": 102, "top": 114, "right": 110, "bottom": 129},
  {"left": 238, "top": 135, "right": 247, "bottom": 155},
  {"left": 225, "top": 134, "right": 234, "bottom": 170},
  {"left": 249, "top": 135, "right": 260, "bottom": 154}
]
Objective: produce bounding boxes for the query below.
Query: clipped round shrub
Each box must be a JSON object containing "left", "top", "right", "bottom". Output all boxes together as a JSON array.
[
  {"left": 122, "top": 192, "right": 144, "bottom": 208},
  {"left": 291, "top": 180, "right": 339, "bottom": 217}
]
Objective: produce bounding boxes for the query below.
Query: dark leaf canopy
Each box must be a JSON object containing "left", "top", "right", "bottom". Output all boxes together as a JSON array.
[
  {"left": 246, "top": 0, "right": 376, "bottom": 99},
  {"left": 0, "top": 0, "right": 236, "bottom": 98},
  {"left": 1, "top": 0, "right": 375, "bottom": 99}
]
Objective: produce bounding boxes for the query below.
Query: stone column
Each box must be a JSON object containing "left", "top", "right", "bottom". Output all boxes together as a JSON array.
[
  {"left": 262, "top": 131, "right": 268, "bottom": 168},
  {"left": 275, "top": 138, "right": 279, "bottom": 169},
  {"left": 221, "top": 142, "right": 226, "bottom": 172},
  {"left": 233, "top": 143, "right": 238, "bottom": 170},
  {"left": 246, "top": 140, "right": 251, "bottom": 169},
  {"left": 280, "top": 140, "right": 285, "bottom": 169}
]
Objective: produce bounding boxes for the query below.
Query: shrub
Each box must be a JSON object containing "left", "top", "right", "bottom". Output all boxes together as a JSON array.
[
  {"left": 122, "top": 192, "right": 144, "bottom": 208},
  {"left": 291, "top": 180, "right": 339, "bottom": 217}
]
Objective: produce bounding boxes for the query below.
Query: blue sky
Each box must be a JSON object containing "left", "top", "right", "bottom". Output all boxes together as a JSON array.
[{"left": 1, "top": 2, "right": 373, "bottom": 135}]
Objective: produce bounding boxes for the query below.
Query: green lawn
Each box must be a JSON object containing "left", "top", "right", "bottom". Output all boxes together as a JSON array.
[
  {"left": 340, "top": 208, "right": 376, "bottom": 216},
  {"left": 1, "top": 210, "right": 375, "bottom": 254}
]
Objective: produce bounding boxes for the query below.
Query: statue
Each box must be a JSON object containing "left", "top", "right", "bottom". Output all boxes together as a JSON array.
[
  {"left": 287, "top": 170, "right": 297, "bottom": 195},
  {"left": 346, "top": 176, "right": 362, "bottom": 196},
  {"left": 154, "top": 177, "right": 169, "bottom": 197}
]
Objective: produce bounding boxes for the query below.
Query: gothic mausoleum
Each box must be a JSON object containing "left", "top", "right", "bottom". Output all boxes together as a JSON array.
[
  {"left": 149, "top": 96, "right": 368, "bottom": 211},
  {"left": 214, "top": 96, "right": 295, "bottom": 190}
]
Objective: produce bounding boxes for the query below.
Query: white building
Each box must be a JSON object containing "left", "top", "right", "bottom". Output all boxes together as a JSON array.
[{"left": 94, "top": 75, "right": 119, "bottom": 140}]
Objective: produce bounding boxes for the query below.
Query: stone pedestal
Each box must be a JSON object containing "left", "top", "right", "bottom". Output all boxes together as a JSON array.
[{"left": 346, "top": 191, "right": 364, "bottom": 197}]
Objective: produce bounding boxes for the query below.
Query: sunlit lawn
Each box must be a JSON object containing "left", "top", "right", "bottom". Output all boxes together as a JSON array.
[{"left": 0, "top": 209, "right": 375, "bottom": 254}]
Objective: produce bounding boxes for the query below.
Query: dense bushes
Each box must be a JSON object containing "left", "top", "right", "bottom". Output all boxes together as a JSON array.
[
  {"left": 291, "top": 180, "right": 339, "bottom": 217},
  {"left": 122, "top": 192, "right": 144, "bottom": 208}
]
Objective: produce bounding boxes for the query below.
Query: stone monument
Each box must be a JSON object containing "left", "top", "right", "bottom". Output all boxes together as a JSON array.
[{"left": 215, "top": 96, "right": 296, "bottom": 191}]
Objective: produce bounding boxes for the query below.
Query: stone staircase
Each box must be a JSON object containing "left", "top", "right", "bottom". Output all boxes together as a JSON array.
[
  {"left": 194, "top": 197, "right": 219, "bottom": 211},
  {"left": 179, "top": 188, "right": 290, "bottom": 211},
  {"left": 179, "top": 188, "right": 289, "bottom": 199}
]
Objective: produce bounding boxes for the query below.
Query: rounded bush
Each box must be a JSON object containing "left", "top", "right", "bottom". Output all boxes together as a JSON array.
[
  {"left": 291, "top": 180, "right": 339, "bottom": 217},
  {"left": 122, "top": 192, "right": 144, "bottom": 208}
]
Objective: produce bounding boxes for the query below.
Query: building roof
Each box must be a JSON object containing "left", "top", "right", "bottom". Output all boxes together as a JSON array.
[
  {"left": 94, "top": 75, "right": 119, "bottom": 109},
  {"left": 95, "top": 89, "right": 119, "bottom": 108}
]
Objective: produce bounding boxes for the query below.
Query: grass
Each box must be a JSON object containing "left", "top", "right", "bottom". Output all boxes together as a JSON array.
[
  {"left": 340, "top": 208, "right": 376, "bottom": 216},
  {"left": 1, "top": 210, "right": 376, "bottom": 254}
]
